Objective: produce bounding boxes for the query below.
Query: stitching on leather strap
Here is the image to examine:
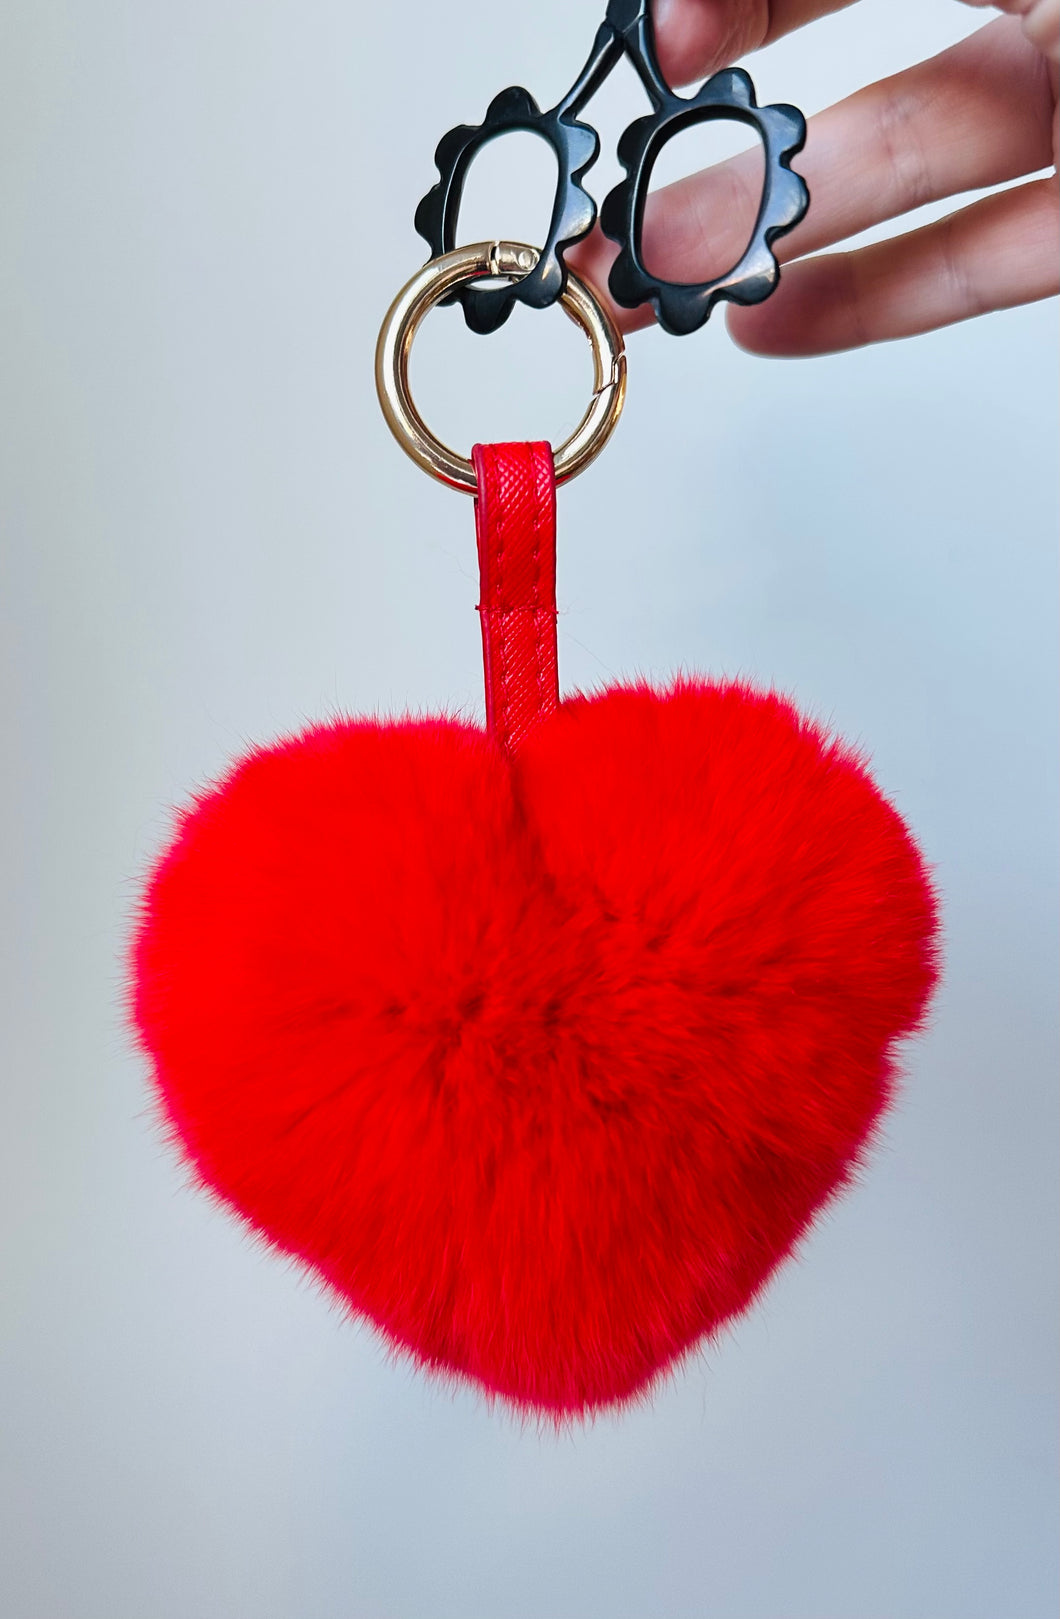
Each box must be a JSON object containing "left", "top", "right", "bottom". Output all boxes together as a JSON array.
[{"left": 472, "top": 442, "right": 559, "bottom": 753}]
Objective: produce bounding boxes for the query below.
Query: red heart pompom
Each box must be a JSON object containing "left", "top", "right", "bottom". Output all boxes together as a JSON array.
[{"left": 132, "top": 679, "right": 938, "bottom": 1415}]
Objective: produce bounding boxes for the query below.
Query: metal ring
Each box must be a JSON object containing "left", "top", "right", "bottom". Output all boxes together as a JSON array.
[{"left": 375, "top": 241, "right": 627, "bottom": 493}]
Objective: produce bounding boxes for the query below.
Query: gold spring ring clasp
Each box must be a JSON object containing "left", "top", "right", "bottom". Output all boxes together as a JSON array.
[{"left": 375, "top": 241, "right": 627, "bottom": 493}]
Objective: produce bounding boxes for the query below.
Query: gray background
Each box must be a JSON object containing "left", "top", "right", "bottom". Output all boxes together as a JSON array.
[{"left": 2, "top": 2, "right": 1057, "bottom": 1615}]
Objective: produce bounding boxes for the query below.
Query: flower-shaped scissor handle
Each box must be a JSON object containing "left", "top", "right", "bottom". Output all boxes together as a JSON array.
[{"left": 415, "top": 0, "right": 808, "bottom": 336}]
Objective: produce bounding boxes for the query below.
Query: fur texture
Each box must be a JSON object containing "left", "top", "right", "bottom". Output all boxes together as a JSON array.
[{"left": 132, "top": 678, "right": 939, "bottom": 1416}]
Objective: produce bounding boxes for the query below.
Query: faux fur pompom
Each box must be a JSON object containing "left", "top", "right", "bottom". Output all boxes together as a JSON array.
[{"left": 132, "top": 678, "right": 938, "bottom": 1416}]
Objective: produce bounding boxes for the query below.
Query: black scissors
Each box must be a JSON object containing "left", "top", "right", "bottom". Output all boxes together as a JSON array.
[{"left": 415, "top": 0, "right": 809, "bottom": 337}]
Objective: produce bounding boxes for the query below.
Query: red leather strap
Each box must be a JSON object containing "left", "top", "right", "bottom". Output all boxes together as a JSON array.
[{"left": 472, "top": 441, "right": 559, "bottom": 754}]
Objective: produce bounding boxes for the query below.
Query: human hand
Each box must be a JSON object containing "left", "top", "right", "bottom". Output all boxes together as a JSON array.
[{"left": 571, "top": 0, "right": 1059, "bottom": 353}]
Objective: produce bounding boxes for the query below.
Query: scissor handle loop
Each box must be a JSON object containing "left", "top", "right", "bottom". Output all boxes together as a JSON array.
[
  {"left": 602, "top": 69, "right": 808, "bottom": 336},
  {"left": 414, "top": 88, "right": 599, "bottom": 336}
]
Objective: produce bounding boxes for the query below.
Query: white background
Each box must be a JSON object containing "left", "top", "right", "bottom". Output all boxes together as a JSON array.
[{"left": 2, "top": 2, "right": 1057, "bottom": 1615}]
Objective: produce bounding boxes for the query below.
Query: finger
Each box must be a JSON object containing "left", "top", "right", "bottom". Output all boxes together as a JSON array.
[
  {"left": 569, "top": 18, "right": 1055, "bottom": 331},
  {"left": 726, "top": 177, "right": 1060, "bottom": 354},
  {"left": 653, "top": 0, "right": 858, "bottom": 89},
  {"left": 958, "top": 0, "right": 1059, "bottom": 64},
  {"left": 646, "top": 21, "right": 1053, "bottom": 282}
]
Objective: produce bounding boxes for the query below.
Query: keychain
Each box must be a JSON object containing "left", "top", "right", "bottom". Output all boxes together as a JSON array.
[{"left": 132, "top": 1, "right": 938, "bottom": 1418}]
